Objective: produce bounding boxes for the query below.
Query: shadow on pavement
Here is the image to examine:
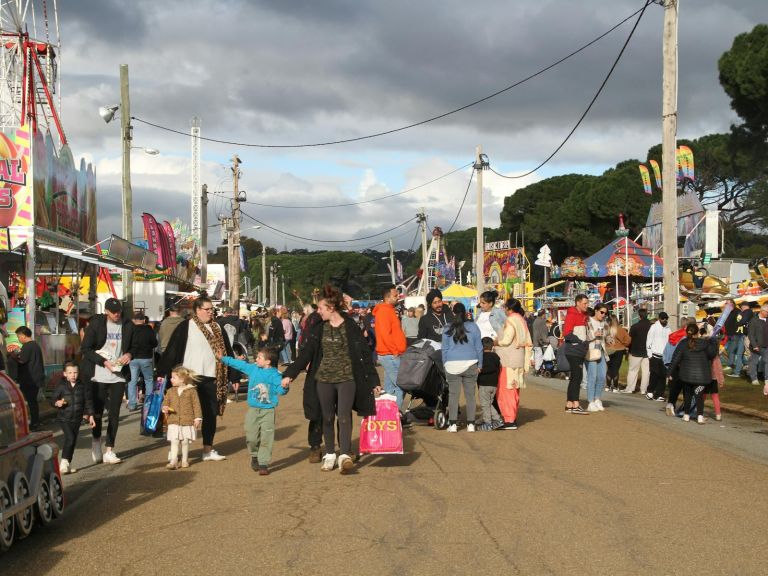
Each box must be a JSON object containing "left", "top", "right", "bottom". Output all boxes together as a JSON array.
[
  {"left": 517, "top": 406, "right": 546, "bottom": 426},
  {"left": 0, "top": 468, "right": 192, "bottom": 572}
]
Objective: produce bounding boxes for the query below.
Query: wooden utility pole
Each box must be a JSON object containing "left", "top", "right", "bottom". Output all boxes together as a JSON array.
[
  {"left": 662, "top": 0, "right": 680, "bottom": 329},
  {"left": 228, "top": 155, "right": 242, "bottom": 310},
  {"left": 200, "top": 183, "right": 208, "bottom": 292},
  {"left": 475, "top": 146, "right": 485, "bottom": 295},
  {"left": 120, "top": 64, "right": 133, "bottom": 311},
  {"left": 388, "top": 238, "right": 396, "bottom": 285}
]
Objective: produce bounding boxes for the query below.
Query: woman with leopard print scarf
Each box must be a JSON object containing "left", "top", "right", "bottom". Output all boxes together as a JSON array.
[{"left": 158, "top": 296, "right": 237, "bottom": 462}]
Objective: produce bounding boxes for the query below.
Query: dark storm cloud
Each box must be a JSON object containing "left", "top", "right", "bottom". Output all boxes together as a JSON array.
[
  {"left": 63, "top": 0, "right": 766, "bottom": 156},
  {"left": 64, "top": 0, "right": 147, "bottom": 45}
]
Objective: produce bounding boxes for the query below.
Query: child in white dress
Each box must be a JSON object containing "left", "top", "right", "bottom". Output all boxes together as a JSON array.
[{"left": 162, "top": 366, "right": 203, "bottom": 469}]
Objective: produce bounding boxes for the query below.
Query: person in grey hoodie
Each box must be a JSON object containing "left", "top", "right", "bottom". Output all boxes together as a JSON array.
[
  {"left": 441, "top": 302, "right": 483, "bottom": 433},
  {"left": 531, "top": 309, "right": 550, "bottom": 373}
]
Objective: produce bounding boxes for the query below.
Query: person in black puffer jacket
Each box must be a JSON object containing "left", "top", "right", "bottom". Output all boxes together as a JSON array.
[
  {"left": 50, "top": 361, "right": 95, "bottom": 474},
  {"left": 668, "top": 323, "right": 718, "bottom": 424}
]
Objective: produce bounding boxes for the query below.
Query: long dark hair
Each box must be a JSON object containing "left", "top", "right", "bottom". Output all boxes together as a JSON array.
[
  {"left": 446, "top": 302, "right": 468, "bottom": 344},
  {"left": 686, "top": 322, "right": 699, "bottom": 350},
  {"left": 505, "top": 297, "right": 524, "bottom": 316},
  {"left": 480, "top": 290, "right": 499, "bottom": 305}
]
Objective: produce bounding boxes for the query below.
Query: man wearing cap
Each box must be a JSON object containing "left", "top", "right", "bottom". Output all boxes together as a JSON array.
[
  {"left": 79, "top": 297, "right": 134, "bottom": 464},
  {"left": 127, "top": 311, "right": 158, "bottom": 411},
  {"left": 645, "top": 312, "right": 671, "bottom": 401},
  {"left": 417, "top": 289, "right": 455, "bottom": 342}
]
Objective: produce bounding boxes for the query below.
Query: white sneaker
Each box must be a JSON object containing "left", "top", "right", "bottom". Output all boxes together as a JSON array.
[
  {"left": 665, "top": 403, "right": 675, "bottom": 417},
  {"left": 697, "top": 415, "right": 705, "bottom": 425},
  {"left": 587, "top": 402, "right": 599, "bottom": 412},
  {"left": 320, "top": 453, "right": 336, "bottom": 471},
  {"left": 447, "top": 424, "right": 458, "bottom": 433},
  {"left": 103, "top": 450, "right": 122, "bottom": 464},
  {"left": 466, "top": 423, "right": 476, "bottom": 432},
  {"left": 682, "top": 414, "right": 690, "bottom": 422},
  {"left": 645, "top": 392, "right": 655, "bottom": 400},
  {"left": 60, "top": 459, "right": 70, "bottom": 474},
  {"left": 751, "top": 380, "right": 760, "bottom": 386},
  {"left": 202, "top": 450, "right": 226, "bottom": 462},
  {"left": 338, "top": 454, "right": 354, "bottom": 474},
  {"left": 596, "top": 399, "right": 605, "bottom": 411},
  {"left": 91, "top": 438, "right": 103, "bottom": 463}
]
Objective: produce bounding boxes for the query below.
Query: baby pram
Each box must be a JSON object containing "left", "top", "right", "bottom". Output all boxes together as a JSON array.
[
  {"left": 396, "top": 339, "right": 450, "bottom": 429},
  {"left": 538, "top": 336, "right": 565, "bottom": 379}
]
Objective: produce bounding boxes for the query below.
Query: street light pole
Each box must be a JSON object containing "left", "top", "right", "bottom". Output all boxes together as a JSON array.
[
  {"left": 229, "top": 155, "right": 242, "bottom": 311},
  {"left": 120, "top": 64, "right": 133, "bottom": 312},
  {"left": 262, "top": 243, "right": 267, "bottom": 306}
]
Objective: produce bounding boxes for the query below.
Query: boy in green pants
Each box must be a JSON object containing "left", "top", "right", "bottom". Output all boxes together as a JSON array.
[{"left": 218, "top": 347, "right": 288, "bottom": 475}]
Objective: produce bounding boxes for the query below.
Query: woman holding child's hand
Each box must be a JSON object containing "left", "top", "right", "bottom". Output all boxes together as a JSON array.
[{"left": 281, "top": 284, "right": 380, "bottom": 475}]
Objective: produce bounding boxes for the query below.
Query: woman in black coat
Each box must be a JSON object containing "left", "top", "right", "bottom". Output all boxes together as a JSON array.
[
  {"left": 668, "top": 322, "right": 718, "bottom": 424},
  {"left": 282, "top": 285, "right": 380, "bottom": 475}
]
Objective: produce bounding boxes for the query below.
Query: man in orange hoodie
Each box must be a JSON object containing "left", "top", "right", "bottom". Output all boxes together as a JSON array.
[{"left": 372, "top": 285, "right": 407, "bottom": 409}]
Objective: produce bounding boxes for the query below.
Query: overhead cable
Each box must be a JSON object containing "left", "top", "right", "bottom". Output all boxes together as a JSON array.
[
  {"left": 240, "top": 209, "right": 417, "bottom": 243},
  {"left": 130, "top": 3, "right": 649, "bottom": 149},
  {"left": 238, "top": 162, "right": 472, "bottom": 209},
  {"left": 445, "top": 170, "right": 476, "bottom": 234},
  {"left": 488, "top": 0, "right": 652, "bottom": 179}
]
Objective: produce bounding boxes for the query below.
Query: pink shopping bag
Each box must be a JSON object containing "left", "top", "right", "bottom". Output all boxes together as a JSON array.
[{"left": 359, "top": 395, "right": 403, "bottom": 454}]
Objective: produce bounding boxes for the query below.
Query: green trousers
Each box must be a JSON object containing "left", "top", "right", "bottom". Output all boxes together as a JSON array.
[{"left": 244, "top": 407, "right": 276, "bottom": 465}]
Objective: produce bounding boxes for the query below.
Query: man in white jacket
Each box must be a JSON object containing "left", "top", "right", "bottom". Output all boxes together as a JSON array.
[{"left": 645, "top": 312, "right": 671, "bottom": 401}]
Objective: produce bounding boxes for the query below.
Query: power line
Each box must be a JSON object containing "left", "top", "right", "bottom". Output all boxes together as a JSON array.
[
  {"left": 240, "top": 209, "right": 417, "bottom": 243},
  {"left": 445, "top": 170, "right": 476, "bottom": 234},
  {"left": 238, "top": 162, "right": 472, "bottom": 209},
  {"left": 130, "top": 3, "right": 649, "bottom": 149},
  {"left": 488, "top": 0, "right": 652, "bottom": 179}
]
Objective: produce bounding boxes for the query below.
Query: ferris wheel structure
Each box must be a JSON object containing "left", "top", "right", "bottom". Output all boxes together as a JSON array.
[{"left": 0, "top": 0, "right": 64, "bottom": 145}]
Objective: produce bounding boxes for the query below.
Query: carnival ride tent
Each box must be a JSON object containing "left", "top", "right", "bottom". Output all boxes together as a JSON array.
[{"left": 582, "top": 237, "right": 663, "bottom": 280}]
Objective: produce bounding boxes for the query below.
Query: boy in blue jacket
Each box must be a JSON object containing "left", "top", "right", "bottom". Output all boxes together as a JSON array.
[{"left": 218, "top": 347, "right": 288, "bottom": 475}]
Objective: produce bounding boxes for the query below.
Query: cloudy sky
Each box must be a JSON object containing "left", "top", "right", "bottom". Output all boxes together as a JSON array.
[{"left": 42, "top": 0, "right": 765, "bottom": 251}]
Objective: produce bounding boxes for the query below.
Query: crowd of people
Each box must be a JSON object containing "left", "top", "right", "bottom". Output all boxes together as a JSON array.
[{"left": 20, "top": 286, "right": 768, "bottom": 477}]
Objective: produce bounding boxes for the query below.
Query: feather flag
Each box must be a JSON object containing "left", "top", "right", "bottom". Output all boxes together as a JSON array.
[
  {"left": 638, "top": 164, "right": 652, "bottom": 195},
  {"left": 675, "top": 149, "right": 685, "bottom": 182},
  {"left": 649, "top": 159, "right": 663, "bottom": 190},
  {"left": 162, "top": 221, "right": 178, "bottom": 273},
  {"left": 678, "top": 145, "right": 695, "bottom": 182},
  {"left": 142, "top": 213, "right": 164, "bottom": 269}
]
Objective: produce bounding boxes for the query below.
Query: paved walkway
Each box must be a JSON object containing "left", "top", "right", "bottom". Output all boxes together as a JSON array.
[{"left": 5, "top": 374, "right": 768, "bottom": 575}]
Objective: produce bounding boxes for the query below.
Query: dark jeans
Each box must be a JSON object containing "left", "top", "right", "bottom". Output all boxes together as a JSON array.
[
  {"left": 59, "top": 420, "right": 81, "bottom": 461},
  {"left": 307, "top": 419, "right": 322, "bottom": 449},
  {"left": 317, "top": 380, "right": 355, "bottom": 456},
  {"left": 649, "top": 356, "right": 667, "bottom": 398},
  {"left": 668, "top": 376, "right": 683, "bottom": 406},
  {"left": 682, "top": 381, "right": 705, "bottom": 417},
  {"left": 20, "top": 383, "right": 40, "bottom": 427},
  {"left": 92, "top": 380, "right": 125, "bottom": 448},
  {"left": 196, "top": 376, "right": 218, "bottom": 446},
  {"left": 606, "top": 351, "right": 624, "bottom": 382},
  {"left": 566, "top": 355, "right": 584, "bottom": 402}
]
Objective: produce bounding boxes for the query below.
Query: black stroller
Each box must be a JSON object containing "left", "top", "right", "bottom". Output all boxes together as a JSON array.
[{"left": 396, "top": 339, "right": 450, "bottom": 429}]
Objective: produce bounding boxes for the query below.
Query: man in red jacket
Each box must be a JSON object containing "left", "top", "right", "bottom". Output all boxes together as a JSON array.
[
  {"left": 372, "top": 285, "right": 407, "bottom": 409},
  {"left": 562, "top": 294, "right": 589, "bottom": 414}
]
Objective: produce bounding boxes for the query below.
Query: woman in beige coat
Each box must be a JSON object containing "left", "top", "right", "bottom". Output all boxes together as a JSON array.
[{"left": 494, "top": 298, "right": 532, "bottom": 430}]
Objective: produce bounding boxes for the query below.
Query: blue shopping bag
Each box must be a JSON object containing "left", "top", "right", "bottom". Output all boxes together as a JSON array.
[{"left": 142, "top": 377, "right": 165, "bottom": 433}]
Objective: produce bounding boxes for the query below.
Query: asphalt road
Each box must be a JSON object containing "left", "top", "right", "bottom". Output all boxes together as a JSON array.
[{"left": 3, "top": 372, "right": 768, "bottom": 575}]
